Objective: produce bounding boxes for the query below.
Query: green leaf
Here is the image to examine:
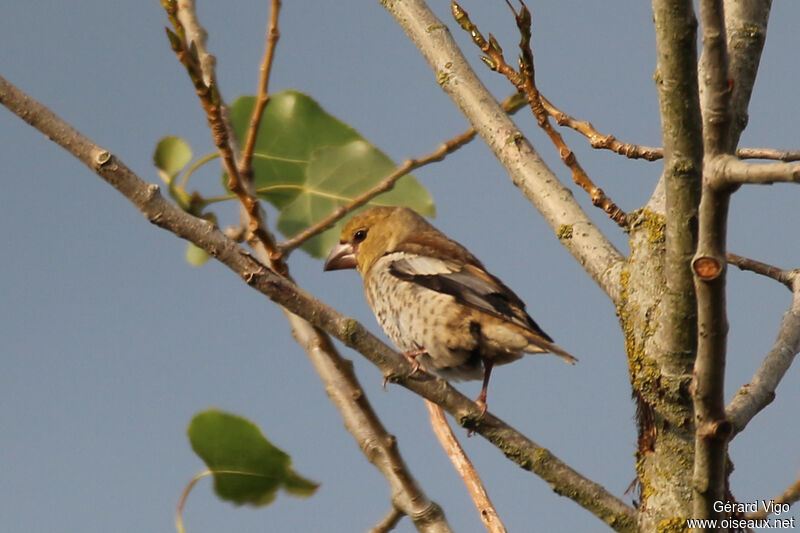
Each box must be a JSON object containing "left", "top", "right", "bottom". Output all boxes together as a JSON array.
[
  {"left": 153, "top": 136, "right": 192, "bottom": 181},
  {"left": 230, "top": 91, "right": 435, "bottom": 257},
  {"left": 185, "top": 242, "right": 211, "bottom": 266},
  {"left": 277, "top": 141, "right": 435, "bottom": 257},
  {"left": 188, "top": 409, "right": 318, "bottom": 507},
  {"left": 231, "top": 91, "right": 361, "bottom": 209}
]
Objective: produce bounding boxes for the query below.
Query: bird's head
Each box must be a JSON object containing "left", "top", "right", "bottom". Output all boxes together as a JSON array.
[{"left": 323, "top": 206, "right": 428, "bottom": 275}]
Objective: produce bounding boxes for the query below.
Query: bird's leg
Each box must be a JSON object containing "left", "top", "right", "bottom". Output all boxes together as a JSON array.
[{"left": 475, "top": 360, "right": 494, "bottom": 415}]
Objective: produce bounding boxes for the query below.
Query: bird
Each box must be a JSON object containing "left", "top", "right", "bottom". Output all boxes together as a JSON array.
[{"left": 323, "top": 206, "right": 576, "bottom": 412}]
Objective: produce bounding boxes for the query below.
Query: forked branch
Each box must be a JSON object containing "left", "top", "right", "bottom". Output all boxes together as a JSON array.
[
  {"left": 726, "top": 254, "right": 800, "bottom": 436},
  {"left": 451, "top": 1, "right": 627, "bottom": 227}
]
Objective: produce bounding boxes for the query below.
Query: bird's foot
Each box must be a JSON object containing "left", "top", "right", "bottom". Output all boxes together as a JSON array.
[
  {"left": 401, "top": 348, "right": 426, "bottom": 375},
  {"left": 475, "top": 396, "right": 488, "bottom": 416},
  {"left": 465, "top": 393, "right": 489, "bottom": 438},
  {"left": 381, "top": 349, "right": 425, "bottom": 388},
  {"left": 475, "top": 386, "right": 489, "bottom": 415}
]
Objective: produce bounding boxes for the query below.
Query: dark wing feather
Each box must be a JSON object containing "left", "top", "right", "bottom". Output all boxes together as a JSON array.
[{"left": 387, "top": 249, "right": 553, "bottom": 342}]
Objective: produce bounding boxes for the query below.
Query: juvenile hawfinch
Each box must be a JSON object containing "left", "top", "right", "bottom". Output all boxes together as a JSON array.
[{"left": 324, "top": 206, "right": 576, "bottom": 411}]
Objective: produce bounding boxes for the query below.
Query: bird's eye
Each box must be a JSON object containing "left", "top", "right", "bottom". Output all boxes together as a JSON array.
[{"left": 353, "top": 229, "right": 368, "bottom": 243}]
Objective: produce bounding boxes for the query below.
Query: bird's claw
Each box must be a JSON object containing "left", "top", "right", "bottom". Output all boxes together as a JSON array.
[
  {"left": 475, "top": 398, "right": 488, "bottom": 416},
  {"left": 401, "top": 348, "right": 426, "bottom": 375},
  {"left": 465, "top": 398, "right": 488, "bottom": 438}
]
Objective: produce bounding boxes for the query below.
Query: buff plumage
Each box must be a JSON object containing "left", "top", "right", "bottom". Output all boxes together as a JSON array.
[{"left": 324, "top": 206, "right": 575, "bottom": 410}]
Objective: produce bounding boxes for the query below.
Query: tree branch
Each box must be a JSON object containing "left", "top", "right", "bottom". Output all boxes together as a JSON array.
[
  {"left": 425, "top": 401, "right": 506, "bottom": 533},
  {"left": 726, "top": 255, "right": 800, "bottom": 436},
  {"left": 287, "top": 315, "right": 453, "bottom": 533},
  {"left": 0, "top": 74, "right": 637, "bottom": 533},
  {"left": 540, "top": 95, "right": 663, "bottom": 161},
  {"left": 540, "top": 97, "right": 800, "bottom": 164},
  {"left": 161, "top": 0, "right": 283, "bottom": 269},
  {"left": 736, "top": 147, "right": 800, "bottom": 162},
  {"left": 726, "top": 253, "right": 794, "bottom": 289},
  {"left": 651, "top": 0, "right": 703, "bottom": 385},
  {"left": 369, "top": 507, "right": 404, "bottom": 533},
  {"left": 647, "top": 3, "right": 707, "bottom": 528},
  {"left": 691, "top": 0, "right": 736, "bottom": 525},
  {"left": 744, "top": 471, "right": 800, "bottom": 521},
  {"left": 723, "top": 0, "right": 772, "bottom": 148},
  {"left": 450, "top": 2, "right": 627, "bottom": 227},
  {"left": 381, "top": 0, "right": 626, "bottom": 304},
  {"left": 699, "top": 0, "right": 732, "bottom": 156},
  {"left": 239, "top": 0, "right": 281, "bottom": 180},
  {"left": 712, "top": 155, "right": 800, "bottom": 185}
]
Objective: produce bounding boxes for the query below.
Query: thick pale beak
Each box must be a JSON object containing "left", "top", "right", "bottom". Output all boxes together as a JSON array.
[{"left": 324, "top": 241, "right": 358, "bottom": 271}]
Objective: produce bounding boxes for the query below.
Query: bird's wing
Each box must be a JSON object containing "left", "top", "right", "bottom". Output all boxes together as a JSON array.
[{"left": 387, "top": 250, "right": 554, "bottom": 343}]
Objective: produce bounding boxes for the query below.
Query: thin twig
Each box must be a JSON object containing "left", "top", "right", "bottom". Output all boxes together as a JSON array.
[
  {"left": 540, "top": 95, "right": 662, "bottom": 161},
  {"left": 737, "top": 147, "right": 800, "bottom": 161},
  {"left": 276, "top": 92, "right": 526, "bottom": 257},
  {"left": 240, "top": 0, "right": 282, "bottom": 179},
  {"left": 540, "top": 97, "right": 800, "bottom": 164},
  {"left": 451, "top": 1, "right": 627, "bottom": 227},
  {"left": 744, "top": 472, "right": 800, "bottom": 521},
  {"left": 425, "top": 401, "right": 506, "bottom": 533},
  {"left": 727, "top": 252, "right": 794, "bottom": 290},
  {"left": 368, "top": 507, "right": 404, "bottom": 533},
  {"left": 161, "top": 0, "right": 283, "bottom": 271},
  {"left": 726, "top": 254, "right": 800, "bottom": 436}
]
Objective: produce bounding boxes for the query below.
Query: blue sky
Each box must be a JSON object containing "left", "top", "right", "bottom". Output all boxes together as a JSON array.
[{"left": 1, "top": 1, "right": 798, "bottom": 532}]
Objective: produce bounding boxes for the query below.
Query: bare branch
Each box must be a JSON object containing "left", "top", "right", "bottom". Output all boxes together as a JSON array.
[
  {"left": 651, "top": 0, "right": 703, "bottom": 393},
  {"left": 726, "top": 257, "right": 800, "bottom": 436},
  {"left": 382, "top": 0, "right": 626, "bottom": 304},
  {"left": 737, "top": 147, "right": 800, "bottom": 162},
  {"left": 369, "top": 507, "right": 404, "bottom": 533},
  {"left": 0, "top": 74, "right": 637, "bottom": 533},
  {"left": 161, "top": 0, "right": 283, "bottom": 270},
  {"left": 425, "top": 401, "right": 506, "bottom": 533},
  {"left": 649, "top": 2, "right": 707, "bottom": 527},
  {"left": 724, "top": 0, "right": 772, "bottom": 147},
  {"left": 451, "top": 1, "right": 627, "bottom": 227},
  {"left": 287, "top": 316, "right": 452, "bottom": 533},
  {"left": 240, "top": 0, "right": 282, "bottom": 180},
  {"left": 174, "top": 0, "right": 240, "bottom": 156},
  {"left": 540, "top": 95, "right": 663, "bottom": 161},
  {"left": 713, "top": 154, "right": 800, "bottom": 186},
  {"left": 539, "top": 98, "right": 798, "bottom": 164},
  {"left": 727, "top": 253, "right": 794, "bottom": 289},
  {"left": 276, "top": 93, "right": 526, "bottom": 257},
  {"left": 689, "top": 0, "right": 736, "bottom": 525},
  {"left": 745, "top": 472, "right": 800, "bottom": 521},
  {"left": 699, "top": 0, "right": 732, "bottom": 156},
  {"left": 175, "top": 0, "right": 215, "bottom": 87}
]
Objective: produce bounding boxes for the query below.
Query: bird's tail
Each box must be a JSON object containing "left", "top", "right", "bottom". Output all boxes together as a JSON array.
[
  {"left": 526, "top": 337, "right": 578, "bottom": 364},
  {"left": 547, "top": 342, "right": 578, "bottom": 364}
]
